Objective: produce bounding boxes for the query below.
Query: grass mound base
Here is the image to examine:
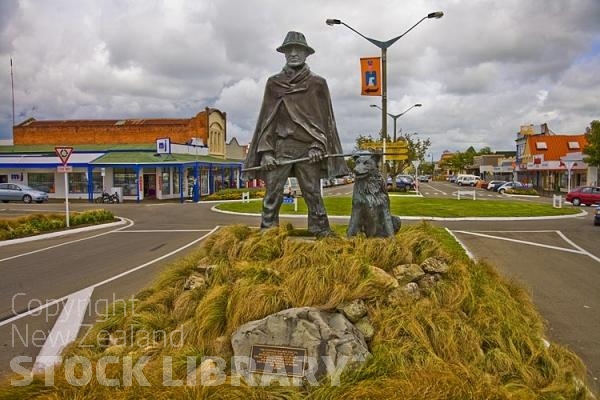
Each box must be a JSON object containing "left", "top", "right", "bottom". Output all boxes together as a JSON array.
[{"left": 1, "top": 222, "right": 592, "bottom": 399}]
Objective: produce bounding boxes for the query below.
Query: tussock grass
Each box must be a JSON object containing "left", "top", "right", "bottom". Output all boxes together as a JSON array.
[{"left": 0, "top": 222, "right": 593, "bottom": 399}]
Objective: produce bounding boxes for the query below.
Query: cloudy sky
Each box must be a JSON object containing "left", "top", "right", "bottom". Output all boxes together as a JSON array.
[{"left": 1, "top": 0, "right": 599, "bottom": 159}]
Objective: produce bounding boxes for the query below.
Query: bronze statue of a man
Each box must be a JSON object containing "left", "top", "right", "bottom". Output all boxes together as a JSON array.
[{"left": 245, "top": 31, "right": 348, "bottom": 236}]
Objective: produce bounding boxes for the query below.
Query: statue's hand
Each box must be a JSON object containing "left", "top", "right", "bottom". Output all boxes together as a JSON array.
[
  {"left": 261, "top": 153, "right": 278, "bottom": 171},
  {"left": 308, "top": 148, "right": 324, "bottom": 163}
]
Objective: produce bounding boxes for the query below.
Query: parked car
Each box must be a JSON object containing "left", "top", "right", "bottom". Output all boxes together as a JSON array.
[
  {"left": 565, "top": 186, "right": 600, "bottom": 206},
  {"left": 0, "top": 183, "right": 49, "bottom": 203},
  {"left": 456, "top": 174, "right": 481, "bottom": 186},
  {"left": 283, "top": 177, "right": 301, "bottom": 197},
  {"left": 487, "top": 180, "right": 507, "bottom": 191},
  {"left": 447, "top": 175, "right": 457, "bottom": 183},
  {"left": 594, "top": 205, "right": 600, "bottom": 226},
  {"left": 395, "top": 175, "right": 416, "bottom": 191},
  {"left": 496, "top": 181, "right": 525, "bottom": 194},
  {"left": 417, "top": 175, "right": 430, "bottom": 182}
]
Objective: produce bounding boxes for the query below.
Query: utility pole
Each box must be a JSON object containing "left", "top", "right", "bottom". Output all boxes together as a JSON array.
[{"left": 11, "top": 58, "right": 15, "bottom": 129}]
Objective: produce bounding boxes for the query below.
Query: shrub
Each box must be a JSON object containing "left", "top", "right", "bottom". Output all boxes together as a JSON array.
[
  {"left": 506, "top": 188, "right": 539, "bottom": 196},
  {"left": 0, "top": 209, "right": 115, "bottom": 241},
  {"left": 202, "top": 188, "right": 265, "bottom": 201}
]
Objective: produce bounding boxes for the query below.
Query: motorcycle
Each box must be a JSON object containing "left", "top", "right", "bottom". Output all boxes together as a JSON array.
[{"left": 94, "top": 191, "right": 120, "bottom": 204}]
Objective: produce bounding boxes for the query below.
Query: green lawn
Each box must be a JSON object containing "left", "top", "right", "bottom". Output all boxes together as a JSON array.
[{"left": 215, "top": 196, "right": 581, "bottom": 218}]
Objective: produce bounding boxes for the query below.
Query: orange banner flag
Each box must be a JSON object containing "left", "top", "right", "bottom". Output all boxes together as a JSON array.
[{"left": 360, "top": 57, "right": 381, "bottom": 96}]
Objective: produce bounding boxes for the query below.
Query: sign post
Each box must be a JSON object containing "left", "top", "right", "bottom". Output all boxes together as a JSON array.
[
  {"left": 411, "top": 160, "right": 421, "bottom": 192},
  {"left": 55, "top": 147, "right": 73, "bottom": 228}
]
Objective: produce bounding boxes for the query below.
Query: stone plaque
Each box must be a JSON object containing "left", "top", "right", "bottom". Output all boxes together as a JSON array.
[{"left": 250, "top": 344, "right": 307, "bottom": 377}]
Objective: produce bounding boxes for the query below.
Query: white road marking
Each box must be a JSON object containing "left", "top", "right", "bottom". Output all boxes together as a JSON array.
[
  {"left": 422, "top": 184, "right": 447, "bottom": 195},
  {"left": 451, "top": 230, "right": 597, "bottom": 259},
  {"left": 32, "top": 286, "right": 94, "bottom": 372},
  {"left": 466, "top": 230, "right": 557, "bottom": 233},
  {"left": 0, "top": 218, "right": 134, "bottom": 263},
  {"left": 116, "top": 229, "right": 211, "bottom": 233},
  {"left": 0, "top": 226, "right": 220, "bottom": 328},
  {"left": 555, "top": 231, "right": 600, "bottom": 263}
]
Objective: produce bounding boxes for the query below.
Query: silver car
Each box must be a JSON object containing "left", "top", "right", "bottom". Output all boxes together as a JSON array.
[{"left": 0, "top": 183, "right": 49, "bottom": 203}]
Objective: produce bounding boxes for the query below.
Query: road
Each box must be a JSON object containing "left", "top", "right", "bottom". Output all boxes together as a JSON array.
[{"left": 0, "top": 182, "right": 598, "bottom": 392}]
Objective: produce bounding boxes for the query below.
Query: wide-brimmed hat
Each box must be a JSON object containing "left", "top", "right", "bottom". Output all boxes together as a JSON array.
[{"left": 276, "top": 31, "right": 315, "bottom": 55}]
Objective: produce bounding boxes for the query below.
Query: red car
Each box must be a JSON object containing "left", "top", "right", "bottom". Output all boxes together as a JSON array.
[{"left": 565, "top": 186, "right": 600, "bottom": 206}]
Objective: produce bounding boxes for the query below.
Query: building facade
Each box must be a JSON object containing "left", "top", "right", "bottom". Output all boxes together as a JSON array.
[
  {"left": 0, "top": 108, "right": 244, "bottom": 202},
  {"left": 516, "top": 128, "right": 588, "bottom": 192}
]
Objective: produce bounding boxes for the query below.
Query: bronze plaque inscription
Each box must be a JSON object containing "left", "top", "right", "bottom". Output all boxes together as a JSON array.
[{"left": 250, "top": 345, "right": 307, "bottom": 377}]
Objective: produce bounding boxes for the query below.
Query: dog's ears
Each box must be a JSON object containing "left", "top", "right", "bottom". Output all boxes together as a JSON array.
[
  {"left": 352, "top": 150, "right": 382, "bottom": 164},
  {"left": 371, "top": 151, "right": 382, "bottom": 164}
]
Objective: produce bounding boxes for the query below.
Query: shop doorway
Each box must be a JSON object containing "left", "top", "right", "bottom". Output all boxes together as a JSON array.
[{"left": 143, "top": 174, "right": 156, "bottom": 199}]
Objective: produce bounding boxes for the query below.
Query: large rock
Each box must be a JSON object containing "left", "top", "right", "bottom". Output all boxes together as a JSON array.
[
  {"left": 420, "top": 258, "right": 450, "bottom": 274},
  {"left": 392, "top": 263, "right": 426, "bottom": 284},
  {"left": 368, "top": 266, "right": 399, "bottom": 289},
  {"left": 231, "top": 307, "right": 371, "bottom": 382},
  {"left": 337, "top": 299, "right": 368, "bottom": 323}
]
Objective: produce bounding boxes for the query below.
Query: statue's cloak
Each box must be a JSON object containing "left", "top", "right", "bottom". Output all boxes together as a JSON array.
[{"left": 244, "top": 65, "right": 348, "bottom": 179}]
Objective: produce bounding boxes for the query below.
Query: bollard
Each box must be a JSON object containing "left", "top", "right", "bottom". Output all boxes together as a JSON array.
[
  {"left": 242, "top": 192, "right": 250, "bottom": 203},
  {"left": 552, "top": 194, "right": 562, "bottom": 208}
]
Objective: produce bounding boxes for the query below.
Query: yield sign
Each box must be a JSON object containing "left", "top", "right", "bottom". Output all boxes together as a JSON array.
[{"left": 55, "top": 147, "right": 74, "bottom": 165}]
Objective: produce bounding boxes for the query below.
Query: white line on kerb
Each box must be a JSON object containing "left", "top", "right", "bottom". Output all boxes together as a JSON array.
[
  {"left": 0, "top": 218, "right": 134, "bottom": 263},
  {"left": 445, "top": 228, "right": 475, "bottom": 260},
  {"left": 0, "top": 226, "right": 220, "bottom": 328}
]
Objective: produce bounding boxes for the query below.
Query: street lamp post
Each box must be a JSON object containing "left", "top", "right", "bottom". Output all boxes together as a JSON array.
[
  {"left": 429, "top": 152, "right": 434, "bottom": 176},
  {"left": 326, "top": 12, "right": 443, "bottom": 162},
  {"left": 370, "top": 103, "right": 422, "bottom": 142}
]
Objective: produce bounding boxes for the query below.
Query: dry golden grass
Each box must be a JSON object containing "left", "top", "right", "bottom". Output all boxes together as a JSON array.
[{"left": 0, "top": 222, "right": 593, "bottom": 399}]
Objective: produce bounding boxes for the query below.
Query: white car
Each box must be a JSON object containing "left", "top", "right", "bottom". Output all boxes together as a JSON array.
[
  {"left": 496, "top": 181, "right": 525, "bottom": 194},
  {"left": 487, "top": 180, "right": 506, "bottom": 191},
  {"left": 0, "top": 183, "right": 49, "bottom": 203},
  {"left": 457, "top": 175, "right": 480, "bottom": 186}
]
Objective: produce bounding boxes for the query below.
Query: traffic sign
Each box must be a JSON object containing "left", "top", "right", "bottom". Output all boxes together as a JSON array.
[
  {"left": 359, "top": 140, "right": 383, "bottom": 150},
  {"left": 386, "top": 147, "right": 409, "bottom": 154},
  {"left": 387, "top": 154, "right": 409, "bottom": 161},
  {"left": 55, "top": 147, "right": 74, "bottom": 165},
  {"left": 57, "top": 166, "right": 73, "bottom": 173}
]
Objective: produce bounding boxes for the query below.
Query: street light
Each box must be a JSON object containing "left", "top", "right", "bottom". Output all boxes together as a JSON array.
[
  {"left": 326, "top": 12, "right": 443, "bottom": 154},
  {"left": 370, "top": 103, "right": 422, "bottom": 142},
  {"left": 429, "top": 152, "right": 435, "bottom": 176}
]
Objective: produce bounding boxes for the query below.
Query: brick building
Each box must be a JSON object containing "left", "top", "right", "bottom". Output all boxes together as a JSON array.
[
  {"left": 0, "top": 108, "right": 244, "bottom": 202},
  {"left": 13, "top": 107, "right": 227, "bottom": 159}
]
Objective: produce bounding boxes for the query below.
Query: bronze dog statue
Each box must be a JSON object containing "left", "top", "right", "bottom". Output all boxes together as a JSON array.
[{"left": 347, "top": 151, "right": 401, "bottom": 237}]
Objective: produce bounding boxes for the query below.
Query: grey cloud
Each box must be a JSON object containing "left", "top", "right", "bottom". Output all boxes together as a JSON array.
[{"left": 0, "top": 0, "right": 599, "bottom": 161}]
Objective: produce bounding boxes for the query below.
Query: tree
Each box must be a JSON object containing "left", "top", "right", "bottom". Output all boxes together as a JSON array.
[
  {"left": 583, "top": 120, "right": 600, "bottom": 167},
  {"left": 439, "top": 151, "right": 470, "bottom": 173},
  {"left": 394, "top": 132, "right": 431, "bottom": 174},
  {"left": 478, "top": 146, "right": 492, "bottom": 155}
]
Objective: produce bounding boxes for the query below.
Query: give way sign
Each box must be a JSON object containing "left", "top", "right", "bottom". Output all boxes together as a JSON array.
[{"left": 55, "top": 147, "right": 74, "bottom": 165}]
